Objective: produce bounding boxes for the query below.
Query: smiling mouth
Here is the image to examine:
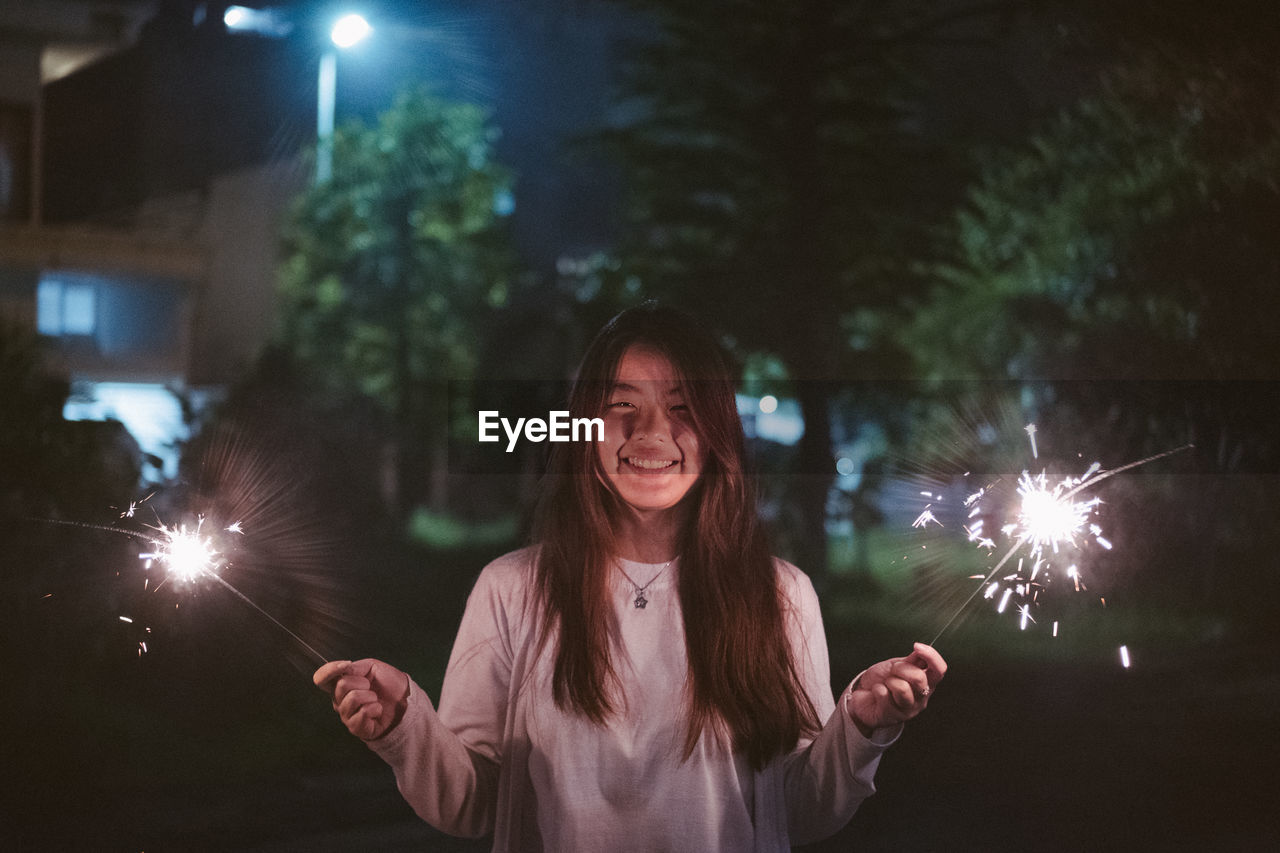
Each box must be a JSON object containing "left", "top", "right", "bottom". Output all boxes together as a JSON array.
[{"left": 626, "top": 457, "right": 678, "bottom": 471}]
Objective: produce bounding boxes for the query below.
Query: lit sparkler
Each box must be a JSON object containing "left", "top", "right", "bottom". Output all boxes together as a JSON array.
[
  {"left": 139, "top": 517, "right": 225, "bottom": 584},
  {"left": 32, "top": 508, "right": 327, "bottom": 665},
  {"left": 924, "top": 426, "right": 1192, "bottom": 649}
]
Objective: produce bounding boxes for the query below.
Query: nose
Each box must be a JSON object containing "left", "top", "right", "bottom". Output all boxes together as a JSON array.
[{"left": 631, "top": 405, "right": 671, "bottom": 442}]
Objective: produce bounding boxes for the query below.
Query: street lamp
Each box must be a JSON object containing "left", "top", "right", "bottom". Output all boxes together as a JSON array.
[{"left": 316, "top": 13, "right": 373, "bottom": 182}]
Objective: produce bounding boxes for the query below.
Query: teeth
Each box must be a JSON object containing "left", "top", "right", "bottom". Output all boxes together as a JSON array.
[{"left": 628, "top": 458, "right": 676, "bottom": 470}]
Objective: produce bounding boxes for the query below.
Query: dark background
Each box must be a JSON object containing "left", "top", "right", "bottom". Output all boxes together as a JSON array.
[{"left": 3, "top": 0, "right": 1279, "bottom": 850}]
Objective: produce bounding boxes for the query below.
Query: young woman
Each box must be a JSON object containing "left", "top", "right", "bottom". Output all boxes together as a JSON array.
[{"left": 315, "top": 304, "right": 945, "bottom": 851}]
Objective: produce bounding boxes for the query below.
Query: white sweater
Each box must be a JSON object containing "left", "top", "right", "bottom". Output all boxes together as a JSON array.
[{"left": 369, "top": 547, "right": 898, "bottom": 852}]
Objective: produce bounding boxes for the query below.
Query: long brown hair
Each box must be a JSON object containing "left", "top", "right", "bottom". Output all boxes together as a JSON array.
[{"left": 531, "top": 303, "right": 819, "bottom": 770}]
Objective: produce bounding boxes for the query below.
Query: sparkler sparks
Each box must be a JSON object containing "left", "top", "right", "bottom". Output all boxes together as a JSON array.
[
  {"left": 136, "top": 515, "right": 327, "bottom": 664},
  {"left": 920, "top": 425, "right": 1192, "bottom": 653},
  {"left": 1009, "top": 471, "right": 1101, "bottom": 553},
  {"left": 32, "top": 506, "right": 327, "bottom": 666},
  {"left": 139, "top": 518, "right": 225, "bottom": 583},
  {"left": 912, "top": 508, "right": 941, "bottom": 529}
]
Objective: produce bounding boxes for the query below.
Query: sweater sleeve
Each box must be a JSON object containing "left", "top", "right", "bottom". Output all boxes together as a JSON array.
[
  {"left": 367, "top": 559, "right": 520, "bottom": 838},
  {"left": 778, "top": 563, "right": 901, "bottom": 846}
]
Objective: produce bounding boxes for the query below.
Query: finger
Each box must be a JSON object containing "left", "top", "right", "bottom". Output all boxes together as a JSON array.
[
  {"left": 335, "top": 675, "right": 372, "bottom": 699},
  {"left": 860, "top": 682, "right": 894, "bottom": 726},
  {"left": 350, "top": 659, "right": 408, "bottom": 701},
  {"left": 349, "top": 658, "right": 381, "bottom": 680},
  {"left": 347, "top": 702, "right": 383, "bottom": 739},
  {"left": 367, "top": 661, "right": 399, "bottom": 691},
  {"left": 313, "top": 660, "right": 351, "bottom": 692},
  {"left": 337, "top": 689, "right": 380, "bottom": 720},
  {"left": 330, "top": 677, "right": 370, "bottom": 711},
  {"left": 863, "top": 681, "right": 911, "bottom": 726},
  {"left": 908, "top": 643, "right": 948, "bottom": 688},
  {"left": 366, "top": 662, "right": 410, "bottom": 703},
  {"left": 884, "top": 676, "right": 918, "bottom": 712},
  {"left": 891, "top": 659, "right": 930, "bottom": 695}
]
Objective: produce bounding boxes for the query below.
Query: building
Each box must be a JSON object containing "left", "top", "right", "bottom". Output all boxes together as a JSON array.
[
  {"left": 0, "top": 0, "right": 628, "bottom": 482},
  {"left": 0, "top": 1, "right": 314, "bottom": 479}
]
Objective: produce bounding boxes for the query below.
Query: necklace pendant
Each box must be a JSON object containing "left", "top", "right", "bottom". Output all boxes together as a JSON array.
[{"left": 634, "top": 592, "right": 648, "bottom": 609}]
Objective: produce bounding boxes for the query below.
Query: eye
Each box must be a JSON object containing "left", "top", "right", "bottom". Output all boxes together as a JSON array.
[{"left": 608, "top": 400, "right": 635, "bottom": 410}]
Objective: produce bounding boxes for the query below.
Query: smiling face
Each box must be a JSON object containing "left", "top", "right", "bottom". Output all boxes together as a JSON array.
[{"left": 596, "top": 345, "right": 704, "bottom": 515}]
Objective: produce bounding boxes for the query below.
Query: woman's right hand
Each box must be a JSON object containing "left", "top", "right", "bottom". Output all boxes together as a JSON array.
[{"left": 314, "top": 658, "right": 410, "bottom": 741}]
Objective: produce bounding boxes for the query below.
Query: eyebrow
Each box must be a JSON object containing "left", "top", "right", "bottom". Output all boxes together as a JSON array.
[{"left": 609, "top": 381, "right": 683, "bottom": 396}]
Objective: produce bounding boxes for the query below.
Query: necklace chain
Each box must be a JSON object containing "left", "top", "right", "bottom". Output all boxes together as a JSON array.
[{"left": 617, "top": 560, "right": 672, "bottom": 609}]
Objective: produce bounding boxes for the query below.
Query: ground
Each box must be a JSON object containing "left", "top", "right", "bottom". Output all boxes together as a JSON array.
[{"left": 5, "top": 543, "right": 1278, "bottom": 852}]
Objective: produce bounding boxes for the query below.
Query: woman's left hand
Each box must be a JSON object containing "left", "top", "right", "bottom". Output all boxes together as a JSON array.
[{"left": 847, "top": 642, "right": 947, "bottom": 736}]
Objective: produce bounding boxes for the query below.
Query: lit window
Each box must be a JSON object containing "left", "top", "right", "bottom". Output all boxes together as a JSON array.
[
  {"left": 64, "top": 382, "right": 193, "bottom": 482},
  {"left": 37, "top": 278, "right": 97, "bottom": 336}
]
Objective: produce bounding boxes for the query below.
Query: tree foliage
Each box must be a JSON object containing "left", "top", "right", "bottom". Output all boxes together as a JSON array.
[
  {"left": 601, "top": 0, "right": 973, "bottom": 362},
  {"left": 279, "top": 86, "right": 514, "bottom": 405},
  {"left": 907, "top": 57, "right": 1280, "bottom": 384},
  {"left": 596, "top": 0, "right": 1023, "bottom": 572},
  {"left": 903, "top": 52, "right": 1280, "bottom": 620},
  {"left": 276, "top": 86, "right": 516, "bottom": 512}
]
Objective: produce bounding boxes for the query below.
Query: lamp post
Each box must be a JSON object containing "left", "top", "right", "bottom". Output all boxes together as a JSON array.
[{"left": 316, "top": 13, "right": 373, "bottom": 182}]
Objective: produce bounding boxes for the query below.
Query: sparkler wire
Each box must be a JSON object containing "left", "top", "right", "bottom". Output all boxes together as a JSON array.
[
  {"left": 928, "top": 540, "right": 1023, "bottom": 646},
  {"left": 1059, "top": 444, "right": 1194, "bottom": 501},
  {"left": 27, "top": 517, "right": 146, "bottom": 539},
  {"left": 206, "top": 573, "right": 328, "bottom": 666}
]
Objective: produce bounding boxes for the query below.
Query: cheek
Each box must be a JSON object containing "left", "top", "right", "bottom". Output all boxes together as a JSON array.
[
  {"left": 678, "top": 433, "right": 704, "bottom": 471},
  {"left": 598, "top": 424, "right": 625, "bottom": 464},
  {"left": 596, "top": 429, "right": 633, "bottom": 485}
]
